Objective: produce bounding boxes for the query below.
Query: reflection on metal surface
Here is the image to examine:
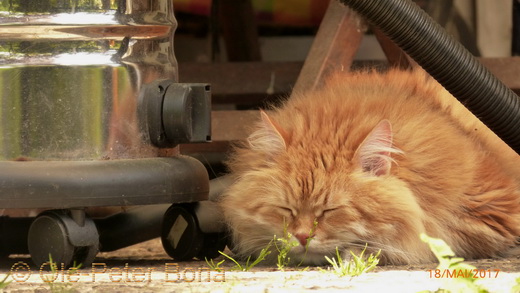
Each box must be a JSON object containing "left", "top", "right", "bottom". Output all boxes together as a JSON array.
[{"left": 0, "top": 0, "right": 178, "bottom": 160}]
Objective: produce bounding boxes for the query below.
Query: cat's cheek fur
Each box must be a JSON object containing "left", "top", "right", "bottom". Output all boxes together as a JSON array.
[
  {"left": 220, "top": 176, "right": 288, "bottom": 258},
  {"left": 222, "top": 205, "right": 279, "bottom": 258},
  {"left": 346, "top": 175, "right": 434, "bottom": 264}
]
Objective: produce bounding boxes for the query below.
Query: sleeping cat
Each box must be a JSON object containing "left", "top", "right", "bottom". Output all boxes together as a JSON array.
[{"left": 219, "top": 68, "right": 520, "bottom": 265}]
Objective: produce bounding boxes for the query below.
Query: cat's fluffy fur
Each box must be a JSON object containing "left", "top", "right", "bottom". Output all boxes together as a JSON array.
[{"left": 220, "top": 69, "right": 520, "bottom": 265}]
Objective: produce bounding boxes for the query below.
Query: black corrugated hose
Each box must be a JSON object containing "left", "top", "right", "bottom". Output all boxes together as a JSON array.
[{"left": 339, "top": 0, "right": 520, "bottom": 155}]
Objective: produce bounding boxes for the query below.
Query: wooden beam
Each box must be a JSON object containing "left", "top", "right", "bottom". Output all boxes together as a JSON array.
[
  {"left": 292, "top": 0, "right": 364, "bottom": 93},
  {"left": 373, "top": 28, "right": 416, "bottom": 69},
  {"left": 179, "top": 58, "right": 520, "bottom": 105},
  {"left": 178, "top": 62, "right": 301, "bottom": 105},
  {"left": 180, "top": 111, "right": 260, "bottom": 154},
  {"left": 181, "top": 58, "right": 520, "bottom": 153},
  {"left": 479, "top": 57, "right": 520, "bottom": 95},
  {"left": 218, "top": 0, "right": 262, "bottom": 61}
]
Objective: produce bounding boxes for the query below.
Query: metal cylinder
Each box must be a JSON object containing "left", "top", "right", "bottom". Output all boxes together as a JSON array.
[{"left": 0, "top": 0, "right": 179, "bottom": 160}]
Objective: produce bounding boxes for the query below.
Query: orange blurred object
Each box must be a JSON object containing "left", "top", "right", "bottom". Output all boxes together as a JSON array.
[{"left": 173, "top": 0, "right": 329, "bottom": 27}]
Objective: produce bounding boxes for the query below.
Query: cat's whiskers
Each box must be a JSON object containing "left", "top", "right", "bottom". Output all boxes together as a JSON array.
[
  {"left": 356, "top": 239, "right": 421, "bottom": 265},
  {"left": 232, "top": 232, "right": 274, "bottom": 255}
]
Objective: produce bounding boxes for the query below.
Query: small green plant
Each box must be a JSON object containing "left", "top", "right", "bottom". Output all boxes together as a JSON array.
[
  {"left": 324, "top": 245, "right": 381, "bottom": 277},
  {"left": 205, "top": 257, "right": 226, "bottom": 272},
  {"left": 512, "top": 277, "right": 520, "bottom": 293},
  {"left": 44, "top": 254, "right": 82, "bottom": 293},
  {"left": 0, "top": 273, "right": 11, "bottom": 289},
  {"left": 219, "top": 240, "right": 273, "bottom": 271},
  {"left": 420, "top": 233, "right": 489, "bottom": 293},
  {"left": 274, "top": 234, "right": 299, "bottom": 270},
  {"left": 274, "top": 221, "right": 300, "bottom": 270},
  {"left": 275, "top": 218, "right": 319, "bottom": 270},
  {"left": 217, "top": 219, "right": 319, "bottom": 272},
  {"left": 298, "top": 219, "right": 319, "bottom": 267}
]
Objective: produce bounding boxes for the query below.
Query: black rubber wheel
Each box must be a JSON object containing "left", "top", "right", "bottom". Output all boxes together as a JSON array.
[
  {"left": 72, "top": 243, "right": 99, "bottom": 268},
  {"left": 28, "top": 211, "right": 75, "bottom": 267},
  {"left": 197, "top": 232, "right": 228, "bottom": 260},
  {"left": 161, "top": 203, "right": 204, "bottom": 261},
  {"left": 28, "top": 210, "right": 99, "bottom": 268}
]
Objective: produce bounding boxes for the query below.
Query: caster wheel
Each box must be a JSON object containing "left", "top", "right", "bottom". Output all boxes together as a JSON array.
[
  {"left": 28, "top": 210, "right": 99, "bottom": 268},
  {"left": 71, "top": 243, "right": 99, "bottom": 268},
  {"left": 161, "top": 203, "right": 204, "bottom": 261},
  {"left": 28, "top": 211, "right": 74, "bottom": 267},
  {"left": 197, "top": 233, "right": 227, "bottom": 260}
]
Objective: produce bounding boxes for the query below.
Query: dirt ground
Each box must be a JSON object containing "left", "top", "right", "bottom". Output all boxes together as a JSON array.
[{"left": 2, "top": 238, "right": 520, "bottom": 292}]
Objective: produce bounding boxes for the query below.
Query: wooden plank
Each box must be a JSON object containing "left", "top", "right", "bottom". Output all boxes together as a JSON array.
[
  {"left": 479, "top": 57, "right": 520, "bottom": 94},
  {"left": 218, "top": 0, "right": 262, "bottom": 61},
  {"left": 292, "top": 0, "right": 364, "bottom": 93},
  {"left": 180, "top": 58, "right": 520, "bottom": 153},
  {"left": 211, "top": 110, "right": 260, "bottom": 141},
  {"left": 373, "top": 28, "right": 416, "bottom": 69},
  {"left": 178, "top": 62, "right": 301, "bottom": 105},
  {"left": 179, "top": 58, "right": 520, "bottom": 105},
  {"left": 180, "top": 141, "right": 230, "bottom": 154},
  {"left": 180, "top": 110, "right": 260, "bottom": 154}
]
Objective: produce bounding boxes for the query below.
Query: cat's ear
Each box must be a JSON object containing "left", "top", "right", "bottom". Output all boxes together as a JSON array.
[
  {"left": 354, "top": 120, "right": 399, "bottom": 176},
  {"left": 249, "top": 110, "right": 289, "bottom": 154}
]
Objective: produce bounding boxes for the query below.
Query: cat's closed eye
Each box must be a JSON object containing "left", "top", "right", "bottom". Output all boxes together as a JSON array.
[
  {"left": 315, "top": 207, "right": 341, "bottom": 219},
  {"left": 276, "top": 206, "right": 295, "bottom": 218}
]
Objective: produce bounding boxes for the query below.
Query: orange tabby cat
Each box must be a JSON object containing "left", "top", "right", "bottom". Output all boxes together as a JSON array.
[{"left": 219, "top": 68, "right": 520, "bottom": 265}]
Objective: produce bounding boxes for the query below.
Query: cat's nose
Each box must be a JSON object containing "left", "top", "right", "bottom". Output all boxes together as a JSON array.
[{"left": 295, "top": 233, "right": 309, "bottom": 247}]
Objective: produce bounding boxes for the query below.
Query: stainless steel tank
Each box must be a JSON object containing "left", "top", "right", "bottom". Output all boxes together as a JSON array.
[
  {"left": 0, "top": 0, "right": 183, "bottom": 160},
  {"left": 0, "top": 0, "right": 213, "bottom": 267}
]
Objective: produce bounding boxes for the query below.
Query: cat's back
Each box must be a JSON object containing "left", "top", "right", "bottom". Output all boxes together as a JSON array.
[
  {"left": 270, "top": 69, "right": 468, "bottom": 156},
  {"left": 278, "top": 69, "right": 475, "bottom": 138},
  {"left": 270, "top": 69, "right": 520, "bottom": 180}
]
